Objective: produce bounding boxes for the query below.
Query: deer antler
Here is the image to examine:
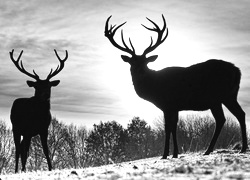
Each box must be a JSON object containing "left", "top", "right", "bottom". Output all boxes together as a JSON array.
[
  {"left": 142, "top": 14, "right": 168, "bottom": 56},
  {"left": 46, "top": 50, "right": 68, "bottom": 80},
  {"left": 105, "top": 15, "right": 136, "bottom": 55},
  {"left": 10, "top": 49, "right": 40, "bottom": 80}
]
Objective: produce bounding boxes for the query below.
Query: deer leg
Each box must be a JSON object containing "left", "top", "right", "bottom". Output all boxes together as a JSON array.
[
  {"left": 171, "top": 112, "right": 179, "bottom": 158},
  {"left": 224, "top": 100, "right": 248, "bottom": 152},
  {"left": 162, "top": 111, "right": 178, "bottom": 159},
  {"left": 162, "top": 113, "right": 171, "bottom": 159},
  {"left": 204, "top": 104, "right": 226, "bottom": 155},
  {"left": 21, "top": 136, "right": 31, "bottom": 172},
  {"left": 40, "top": 132, "right": 52, "bottom": 171},
  {"left": 13, "top": 132, "right": 21, "bottom": 173}
]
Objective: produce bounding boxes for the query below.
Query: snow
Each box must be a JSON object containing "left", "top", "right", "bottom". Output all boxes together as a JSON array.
[{"left": 1, "top": 150, "right": 250, "bottom": 180}]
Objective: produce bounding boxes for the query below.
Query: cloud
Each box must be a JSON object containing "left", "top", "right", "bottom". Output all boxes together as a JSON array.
[{"left": 1, "top": 0, "right": 250, "bottom": 128}]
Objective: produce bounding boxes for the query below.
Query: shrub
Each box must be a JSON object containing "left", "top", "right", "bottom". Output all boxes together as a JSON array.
[
  {"left": 125, "top": 117, "right": 158, "bottom": 160},
  {"left": 85, "top": 121, "right": 127, "bottom": 166}
]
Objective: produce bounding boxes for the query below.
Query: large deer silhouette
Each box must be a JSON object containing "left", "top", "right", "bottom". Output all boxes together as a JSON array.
[
  {"left": 10, "top": 49, "right": 68, "bottom": 172},
  {"left": 105, "top": 15, "right": 247, "bottom": 158}
]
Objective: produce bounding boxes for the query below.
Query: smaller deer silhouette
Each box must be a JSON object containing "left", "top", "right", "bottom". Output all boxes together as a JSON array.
[
  {"left": 105, "top": 15, "right": 248, "bottom": 158},
  {"left": 10, "top": 49, "right": 68, "bottom": 173}
]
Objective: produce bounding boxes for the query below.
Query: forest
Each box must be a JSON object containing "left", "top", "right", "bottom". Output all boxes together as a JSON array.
[{"left": 0, "top": 115, "right": 244, "bottom": 173}]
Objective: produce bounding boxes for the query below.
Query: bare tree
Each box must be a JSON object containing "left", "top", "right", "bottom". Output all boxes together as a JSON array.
[
  {"left": 0, "top": 120, "right": 14, "bottom": 173},
  {"left": 75, "top": 127, "right": 88, "bottom": 168},
  {"left": 28, "top": 118, "right": 88, "bottom": 169},
  {"left": 105, "top": 15, "right": 247, "bottom": 159},
  {"left": 63, "top": 124, "right": 88, "bottom": 168},
  {"left": 10, "top": 49, "right": 68, "bottom": 172},
  {"left": 48, "top": 118, "right": 73, "bottom": 169}
]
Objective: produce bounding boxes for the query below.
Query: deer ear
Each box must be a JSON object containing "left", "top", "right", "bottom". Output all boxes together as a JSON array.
[
  {"left": 26, "top": 80, "right": 36, "bottom": 87},
  {"left": 146, "top": 55, "right": 158, "bottom": 63},
  {"left": 50, "top": 80, "right": 60, "bottom": 87},
  {"left": 121, "top": 55, "right": 131, "bottom": 63}
]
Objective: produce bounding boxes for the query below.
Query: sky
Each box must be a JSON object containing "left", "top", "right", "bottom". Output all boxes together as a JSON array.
[{"left": 0, "top": 0, "right": 250, "bottom": 129}]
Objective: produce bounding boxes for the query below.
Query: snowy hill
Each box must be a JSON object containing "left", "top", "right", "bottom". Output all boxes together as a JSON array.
[{"left": 1, "top": 150, "right": 250, "bottom": 180}]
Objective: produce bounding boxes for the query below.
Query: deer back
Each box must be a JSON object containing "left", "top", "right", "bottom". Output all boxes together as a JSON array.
[{"left": 131, "top": 59, "right": 241, "bottom": 111}]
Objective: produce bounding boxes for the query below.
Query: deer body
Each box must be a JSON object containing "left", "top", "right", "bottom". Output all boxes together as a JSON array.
[
  {"left": 10, "top": 49, "right": 68, "bottom": 173},
  {"left": 131, "top": 59, "right": 241, "bottom": 111},
  {"left": 11, "top": 97, "right": 51, "bottom": 136},
  {"left": 105, "top": 15, "right": 247, "bottom": 159}
]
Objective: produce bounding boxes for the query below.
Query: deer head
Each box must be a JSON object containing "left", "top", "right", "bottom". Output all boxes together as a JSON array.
[
  {"left": 10, "top": 49, "right": 68, "bottom": 101},
  {"left": 105, "top": 15, "right": 168, "bottom": 70}
]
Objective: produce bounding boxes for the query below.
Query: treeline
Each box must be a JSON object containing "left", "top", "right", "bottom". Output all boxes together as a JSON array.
[{"left": 0, "top": 115, "right": 244, "bottom": 173}]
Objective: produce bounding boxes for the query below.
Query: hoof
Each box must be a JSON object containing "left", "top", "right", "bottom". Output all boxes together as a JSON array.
[
  {"left": 161, "top": 156, "right": 168, "bottom": 159},
  {"left": 240, "top": 149, "right": 247, "bottom": 153},
  {"left": 204, "top": 151, "right": 211, "bottom": 155},
  {"left": 240, "top": 145, "right": 248, "bottom": 153},
  {"left": 172, "top": 154, "right": 178, "bottom": 158}
]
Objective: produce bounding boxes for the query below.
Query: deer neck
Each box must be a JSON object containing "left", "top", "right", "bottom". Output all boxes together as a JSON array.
[
  {"left": 31, "top": 96, "right": 51, "bottom": 110},
  {"left": 130, "top": 65, "right": 152, "bottom": 83},
  {"left": 130, "top": 65, "right": 155, "bottom": 98}
]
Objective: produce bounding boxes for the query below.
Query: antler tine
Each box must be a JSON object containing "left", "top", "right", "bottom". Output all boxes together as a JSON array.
[
  {"left": 54, "top": 49, "right": 68, "bottom": 61},
  {"left": 10, "top": 49, "right": 40, "bottom": 80},
  {"left": 129, "top": 38, "right": 135, "bottom": 53},
  {"left": 142, "top": 15, "right": 168, "bottom": 56},
  {"left": 121, "top": 30, "right": 135, "bottom": 53},
  {"left": 142, "top": 17, "right": 160, "bottom": 31},
  {"left": 105, "top": 15, "right": 135, "bottom": 55},
  {"left": 46, "top": 50, "right": 68, "bottom": 80}
]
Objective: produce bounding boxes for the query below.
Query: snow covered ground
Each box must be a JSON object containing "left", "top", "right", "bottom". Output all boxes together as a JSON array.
[{"left": 1, "top": 150, "right": 250, "bottom": 180}]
